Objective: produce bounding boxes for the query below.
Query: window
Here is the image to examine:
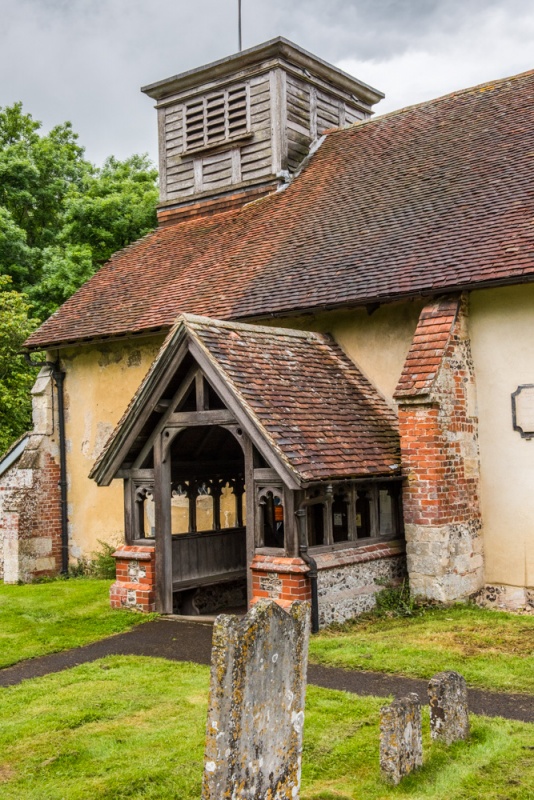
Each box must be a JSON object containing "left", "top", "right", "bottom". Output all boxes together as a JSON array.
[
  {"left": 332, "top": 490, "right": 349, "bottom": 543},
  {"left": 185, "top": 85, "right": 248, "bottom": 151},
  {"left": 259, "top": 490, "right": 285, "bottom": 549},
  {"left": 304, "top": 482, "right": 402, "bottom": 549}
]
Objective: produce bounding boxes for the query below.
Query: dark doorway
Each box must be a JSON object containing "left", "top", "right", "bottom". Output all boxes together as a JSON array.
[{"left": 169, "top": 425, "right": 247, "bottom": 614}]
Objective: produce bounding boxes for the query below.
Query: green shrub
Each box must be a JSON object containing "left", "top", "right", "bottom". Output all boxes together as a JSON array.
[
  {"left": 69, "top": 556, "right": 90, "bottom": 578},
  {"left": 374, "top": 577, "right": 418, "bottom": 617},
  {"left": 88, "top": 539, "right": 117, "bottom": 579}
]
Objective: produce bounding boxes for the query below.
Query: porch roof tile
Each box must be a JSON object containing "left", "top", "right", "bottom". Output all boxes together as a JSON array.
[
  {"left": 188, "top": 315, "right": 401, "bottom": 482},
  {"left": 92, "top": 314, "right": 400, "bottom": 485}
]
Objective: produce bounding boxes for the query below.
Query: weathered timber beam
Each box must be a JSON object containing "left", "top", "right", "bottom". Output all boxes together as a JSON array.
[
  {"left": 166, "top": 409, "right": 236, "bottom": 426},
  {"left": 132, "top": 365, "right": 199, "bottom": 469},
  {"left": 253, "top": 468, "right": 279, "bottom": 482},
  {"left": 116, "top": 468, "right": 155, "bottom": 481}
]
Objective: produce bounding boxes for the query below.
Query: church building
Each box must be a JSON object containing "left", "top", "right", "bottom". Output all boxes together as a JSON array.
[{"left": 1, "top": 38, "right": 532, "bottom": 624}]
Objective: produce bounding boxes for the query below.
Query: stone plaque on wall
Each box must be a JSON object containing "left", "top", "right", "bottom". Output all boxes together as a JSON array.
[{"left": 512, "top": 385, "right": 534, "bottom": 439}]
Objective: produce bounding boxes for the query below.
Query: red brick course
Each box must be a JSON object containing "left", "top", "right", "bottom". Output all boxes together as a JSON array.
[
  {"left": 110, "top": 546, "right": 156, "bottom": 612},
  {"left": 157, "top": 183, "right": 279, "bottom": 227},
  {"left": 251, "top": 555, "right": 311, "bottom": 607},
  {"left": 395, "top": 297, "right": 481, "bottom": 527}
]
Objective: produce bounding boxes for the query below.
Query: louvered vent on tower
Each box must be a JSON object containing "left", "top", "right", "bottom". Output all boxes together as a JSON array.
[
  {"left": 143, "top": 38, "right": 383, "bottom": 221},
  {"left": 185, "top": 86, "right": 248, "bottom": 151}
]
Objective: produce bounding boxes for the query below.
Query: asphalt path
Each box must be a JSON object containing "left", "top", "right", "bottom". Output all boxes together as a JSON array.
[{"left": 0, "top": 618, "right": 532, "bottom": 723}]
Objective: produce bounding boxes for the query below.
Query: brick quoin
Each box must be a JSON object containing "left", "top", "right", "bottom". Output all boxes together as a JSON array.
[{"left": 395, "top": 296, "right": 484, "bottom": 602}]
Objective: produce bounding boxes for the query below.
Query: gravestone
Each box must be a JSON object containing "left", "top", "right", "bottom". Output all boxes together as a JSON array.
[
  {"left": 201, "top": 599, "right": 311, "bottom": 800},
  {"left": 380, "top": 693, "right": 423, "bottom": 785},
  {"left": 428, "top": 670, "right": 470, "bottom": 744}
]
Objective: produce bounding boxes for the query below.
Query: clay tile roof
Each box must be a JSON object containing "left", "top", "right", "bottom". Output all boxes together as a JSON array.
[
  {"left": 394, "top": 297, "right": 460, "bottom": 398},
  {"left": 92, "top": 315, "right": 400, "bottom": 485},
  {"left": 26, "top": 68, "right": 534, "bottom": 350}
]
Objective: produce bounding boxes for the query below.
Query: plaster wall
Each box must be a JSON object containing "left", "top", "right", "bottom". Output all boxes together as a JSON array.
[
  {"left": 265, "top": 299, "right": 424, "bottom": 404},
  {"left": 56, "top": 301, "right": 421, "bottom": 562},
  {"left": 58, "top": 338, "right": 163, "bottom": 561},
  {"left": 469, "top": 284, "right": 534, "bottom": 594}
]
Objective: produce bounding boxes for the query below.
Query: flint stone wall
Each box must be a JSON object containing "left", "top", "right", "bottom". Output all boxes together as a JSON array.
[
  {"left": 202, "top": 599, "right": 311, "bottom": 800},
  {"left": 175, "top": 578, "right": 247, "bottom": 615},
  {"left": 428, "top": 671, "right": 470, "bottom": 744},
  {"left": 315, "top": 545, "right": 406, "bottom": 626},
  {"left": 475, "top": 584, "right": 534, "bottom": 614},
  {"left": 380, "top": 693, "right": 423, "bottom": 785}
]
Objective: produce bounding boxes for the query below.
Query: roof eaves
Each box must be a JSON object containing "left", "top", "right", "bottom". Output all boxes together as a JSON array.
[{"left": 0, "top": 433, "right": 29, "bottom": 477}]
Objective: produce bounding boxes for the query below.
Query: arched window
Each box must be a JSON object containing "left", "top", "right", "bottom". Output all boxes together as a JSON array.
[
  {"left": 196, "top": 482, "right": 214, "bottom": 532},
  {"left": 171, "top": 483, "right": 189, "bottom": 535},
  {"left": 258, "top": 489, "right": 285, "bottom": 549}
]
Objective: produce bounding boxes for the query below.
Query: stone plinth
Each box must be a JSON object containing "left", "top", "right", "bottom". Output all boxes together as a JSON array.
[
  {"left": 202, "top": 599, "right": 311, "bottom": 799},
  {"left": 428, "top": 671, "right": 470, "bottom": 744}
]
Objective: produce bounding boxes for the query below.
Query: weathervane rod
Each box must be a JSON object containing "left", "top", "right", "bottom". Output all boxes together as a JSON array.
[{"left": 238, "top": 0, "right": 242, "bottom": 51}]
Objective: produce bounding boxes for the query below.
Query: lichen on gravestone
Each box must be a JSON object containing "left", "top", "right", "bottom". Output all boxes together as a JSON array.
[
  {"left": 201, "top": 599, "right": 311, "bottom": 800},
  {"left": 428, "top": 670, "right": 470, "bottom": 744},
  {"left": 380, "top": 693, "right": 423, "bottom": 785}
]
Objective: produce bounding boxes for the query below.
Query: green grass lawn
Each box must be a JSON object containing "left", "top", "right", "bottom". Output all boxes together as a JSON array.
[
  {"left": 0, "top": 579, "right": 152, "bottom": 668},
  {"left": 0, "top": 656, "right": 531, "bottom": 799},
  {"left": 309, "top": 604, "right": 534, "bottom": 694},
  {"left": 1, "top": 580, "right": 532, "bottom": 696}
]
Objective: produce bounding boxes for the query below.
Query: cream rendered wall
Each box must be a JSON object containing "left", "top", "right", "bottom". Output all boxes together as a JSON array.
[
  {"left": 469, "top": 285, "right": 534, "bottom": 593},
  {"left": 265, "top": 299, "right": 424, "bottom": 404},
  {"left": 56, "top": 300, "right": 423, "bottom": 562},
  {"left": 57, "top": 338, "right": 164, "bottom": 561}
]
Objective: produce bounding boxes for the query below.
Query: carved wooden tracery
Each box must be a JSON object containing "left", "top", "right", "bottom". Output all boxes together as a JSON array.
[
  {"left": 118, "top": 354, "right": 403, "bottom": 614},
  {"left": 301, "top": 481, "right": 402, "bottom": 550}
]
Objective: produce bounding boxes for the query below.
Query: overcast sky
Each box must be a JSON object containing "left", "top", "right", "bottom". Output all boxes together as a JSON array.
[{"left": 1, "top": 0, "right": 533, "bottom": 166}]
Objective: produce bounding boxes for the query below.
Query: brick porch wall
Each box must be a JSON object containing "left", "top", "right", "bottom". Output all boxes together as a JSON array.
[
  {"left": 250, "top": 555, "right": 311, "bottom": 609},
  {"left": 110, "top": 546, "right": 156, "bottom": 612}
]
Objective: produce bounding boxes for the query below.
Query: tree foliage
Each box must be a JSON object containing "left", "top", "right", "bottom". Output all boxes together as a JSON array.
[
  {"left": 0, "top": 102, "right": 158, "bottom": 307},
  {"left": 0, "top": 276, "right": 38, "bottom": 454},
  {"left": 0, "top": 102, "right": 159, "bottom": 452}
]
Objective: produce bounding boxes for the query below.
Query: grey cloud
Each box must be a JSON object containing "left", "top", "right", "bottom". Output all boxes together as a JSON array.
[{"left": 0, "top": 0, "right": 532, "bottom": 164}]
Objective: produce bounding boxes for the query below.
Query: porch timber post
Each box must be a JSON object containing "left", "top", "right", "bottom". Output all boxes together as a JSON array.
[
  {"left": 154, "top": 433, "right": 173, "bottom": 614},
  {"left": 283, "top": 485, "right": 298, "bottom": 557},
  {"left": 123, "top": 478, "right": 134, "bottom": 545},
  {"left": 243, "top": 433, "right": 255, "bottom": 606},
  {"left": 211, "top": 481, "right": 222, "bottom": 531}
]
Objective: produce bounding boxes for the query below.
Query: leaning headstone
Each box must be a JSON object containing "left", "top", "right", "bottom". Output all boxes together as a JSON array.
[
  {"left": 201, "top": 599, "right": 311, "bottom": 800},
  {"left": 380, "top": 693, "right": 423, "bottom": 785},
  {"left": 428, "top": 670, "right": 470, "bottom": 744}
]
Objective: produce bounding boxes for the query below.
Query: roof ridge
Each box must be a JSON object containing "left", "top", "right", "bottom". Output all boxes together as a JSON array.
[
  {"left": 181, "top": 313, "right": 328, "bottom": 342},
  {"left": 326, "top": 66, "right": 534, "bottom": 137}
]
